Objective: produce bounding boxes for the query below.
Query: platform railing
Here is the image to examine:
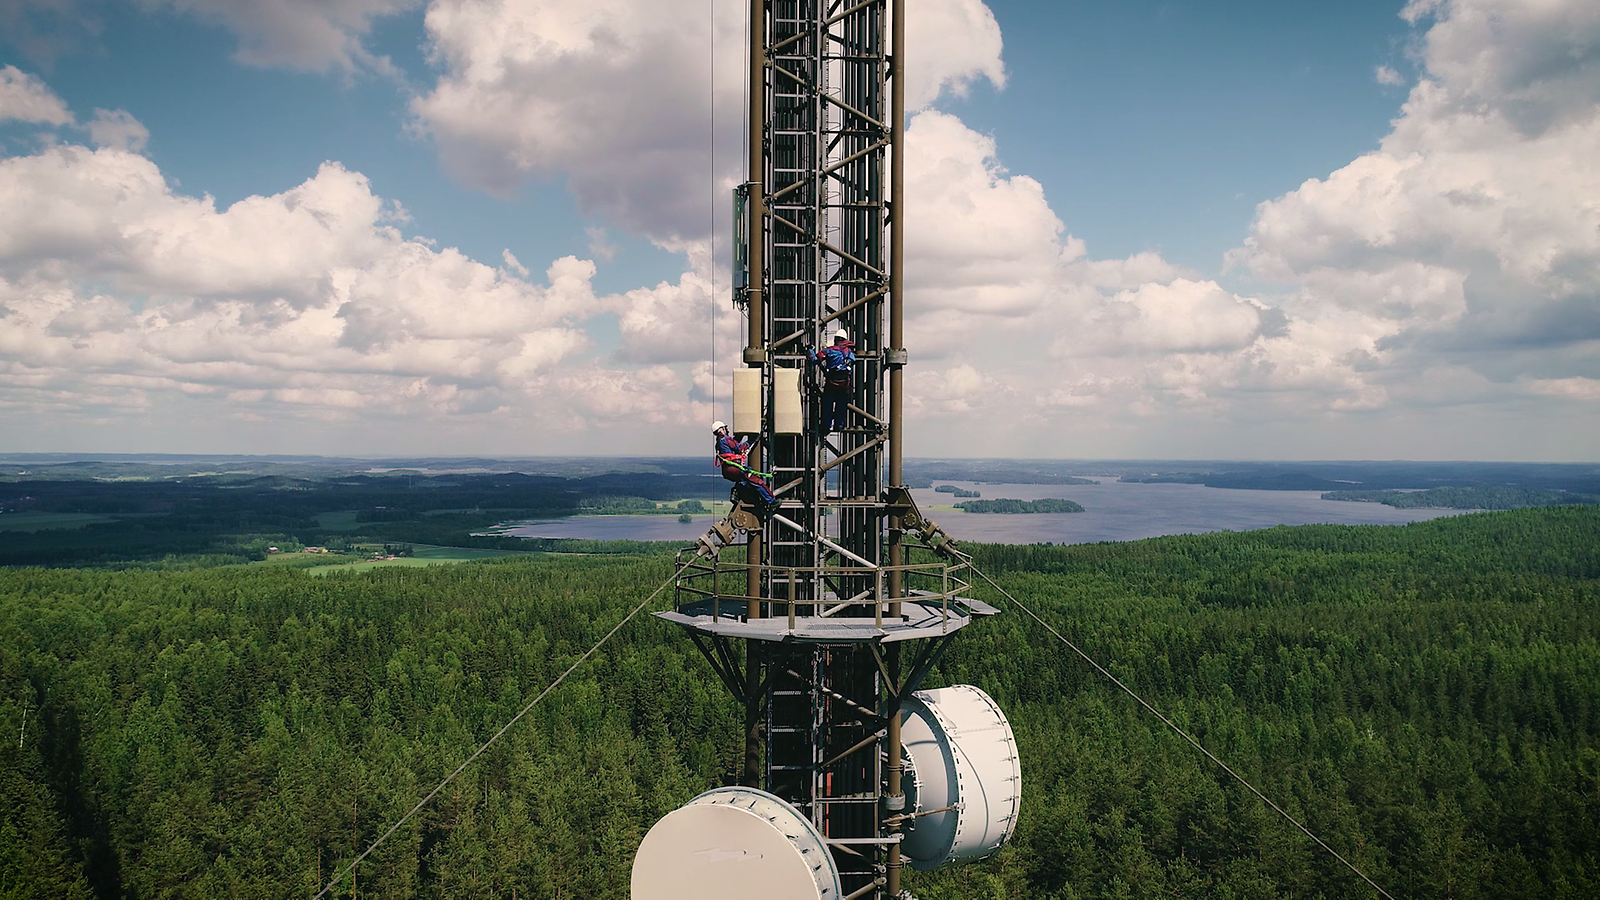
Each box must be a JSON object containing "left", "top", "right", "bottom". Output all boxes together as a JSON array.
[{"left": 671, "top": 552, "right": 974, "bottom": 627}]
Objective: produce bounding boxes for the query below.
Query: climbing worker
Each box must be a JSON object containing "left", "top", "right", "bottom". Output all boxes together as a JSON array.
[
  {"left": 806, "top": 327, "right": 856, "bottom": 433},
  {"left": 712, "top": 421, "right": 777, "bottom": 515}
]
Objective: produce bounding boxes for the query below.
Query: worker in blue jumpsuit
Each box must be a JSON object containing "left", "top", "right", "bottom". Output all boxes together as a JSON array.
[
  {"left": 713, "top": 421, "right": 777, "bottom": 514},
  {"left": 807, "top": 328, "right": 856, "bottom": 433}
]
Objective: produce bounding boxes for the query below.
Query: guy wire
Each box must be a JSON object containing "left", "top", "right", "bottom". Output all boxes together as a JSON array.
[
  {"left": 969, "top": 565, "right": 1397, "bottom": 900},
  {"left": 710, "top": 0, "right": 717, "bottom": 511},
  {"left": 310, "top": 568, "right": 682, "bottom": 899}
]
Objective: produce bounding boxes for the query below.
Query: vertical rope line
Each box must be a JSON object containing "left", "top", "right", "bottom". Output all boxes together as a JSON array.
[
  {"left": 710, "top": 0, "right": 718, "bottom": 514},
  {"left": 742, "top": 0, "right": 749, "bottom": 172}
]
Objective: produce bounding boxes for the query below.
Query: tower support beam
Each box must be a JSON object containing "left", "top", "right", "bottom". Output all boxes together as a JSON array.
[{"left": 885, "top": 4, "right": 908, "bottom": 891}]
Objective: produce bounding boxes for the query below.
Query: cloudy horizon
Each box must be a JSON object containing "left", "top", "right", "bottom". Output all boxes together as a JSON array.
[{"left": 1, "top": 0, "right": 1595, "bottom": 462}]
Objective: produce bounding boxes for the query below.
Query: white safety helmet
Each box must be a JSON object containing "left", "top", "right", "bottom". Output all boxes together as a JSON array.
[
  {"left": 833, "top": 328, "right": 850, "bottom": 342},
  {"left": 711, "top": 420, "right": 728, "bottom": 433}
]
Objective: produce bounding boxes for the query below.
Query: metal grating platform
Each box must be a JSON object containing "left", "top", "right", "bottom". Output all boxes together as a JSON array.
[{"left": 655, "top": 594, "right": 998, "bottom": 644}]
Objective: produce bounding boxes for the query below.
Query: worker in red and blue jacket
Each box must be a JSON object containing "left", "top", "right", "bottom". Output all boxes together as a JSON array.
[
  {"left": 807, "top": 328, "right": 856, "bottom": 433},
  {"left": 712, "top": 421, "right": 776, "bottom": 511}
]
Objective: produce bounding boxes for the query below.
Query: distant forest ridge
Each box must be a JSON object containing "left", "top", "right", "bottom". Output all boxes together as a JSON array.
[
  {"left": 3, "top": 455, "right": 1596, "bottom": 568},
  {"left": 3, "top": 454, "right": 1595, "bottom": 491},
  {"left": 0, "top": 470, "right": 707, "bottom": 568},
  {"left": 1324, "top": 486, "right": 1600, "bottom": 510}
]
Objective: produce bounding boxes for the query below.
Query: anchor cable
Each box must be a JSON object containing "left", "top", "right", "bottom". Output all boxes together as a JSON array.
[
  {"left": 710, "top": 0, "right": 718, "bottom": 510},
  {"left": 968, "top": 564, "right": 1397, "bottom": 900},
  {"left": 311, "top": 565, "right": 683, "bottom": 899}
]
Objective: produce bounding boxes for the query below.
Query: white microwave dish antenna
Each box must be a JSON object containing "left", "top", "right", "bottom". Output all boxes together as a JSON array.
[
  {"left": 631, "top": 786, "right": 843, "bottom": 900},
  {"left": 899, "top": 684, "right": 1022, "bottom": 870}
]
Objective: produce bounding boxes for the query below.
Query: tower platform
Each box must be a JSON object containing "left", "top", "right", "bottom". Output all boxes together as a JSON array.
[{"left": 654, "top": 592, "right": 999, "bottom": 645}]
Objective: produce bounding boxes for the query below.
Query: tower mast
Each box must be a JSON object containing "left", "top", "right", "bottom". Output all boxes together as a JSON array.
[{"left": 634, "top": 3, "right": 1018, "bottom": 898}]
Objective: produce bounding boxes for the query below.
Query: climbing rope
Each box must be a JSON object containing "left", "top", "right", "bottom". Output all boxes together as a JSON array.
[
  {"left": 311, "top": 564, "right": 685, "bottom": 899},
  {"left": 709, "top": 0, "right": 718, "bottom": 513},
  {"left": 967, "top": 564, "right": 1397, "bottom": 900},
  {"left": 721, "top": 458, "right": 774, "bottom": 480}
]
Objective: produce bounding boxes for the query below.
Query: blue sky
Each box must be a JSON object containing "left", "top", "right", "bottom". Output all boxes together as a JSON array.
[
  {"left": 942, "top": 0, "right": 1415, "bottom": 271},
  {"left": 0, "top": 0, "right": 1596, "bottom": 460},
  {"left": 29, "top": 0, "right": 1413, "bottom": 283}
]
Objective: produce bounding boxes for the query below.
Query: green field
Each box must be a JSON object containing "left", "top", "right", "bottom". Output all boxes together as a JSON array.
[
  {"left": 245, "top": 550, "right": 368, "bottom": 569},
  {"left": 0, "top": 511, "right": 116, "bottom": 532},
  {"left": 308, "top": 557, "right": 465, "bottom": 575},
  {"left": 307, "top": 543, "right": 537, "bottom": 575}
]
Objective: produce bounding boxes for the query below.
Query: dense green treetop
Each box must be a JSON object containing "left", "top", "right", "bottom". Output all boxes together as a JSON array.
[{"left": 2, "top": 507, "right": 1598, "bottom": 897}]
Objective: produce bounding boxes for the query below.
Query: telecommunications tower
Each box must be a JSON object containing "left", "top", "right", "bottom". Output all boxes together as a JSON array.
[{"left": 632, "top": 2, "right": 1020, "bottom": 898}]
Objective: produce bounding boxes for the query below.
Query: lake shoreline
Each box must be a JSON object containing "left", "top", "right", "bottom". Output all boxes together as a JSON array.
[{"left": 493, "top": 480, "right": 1468, "bottom": 545}]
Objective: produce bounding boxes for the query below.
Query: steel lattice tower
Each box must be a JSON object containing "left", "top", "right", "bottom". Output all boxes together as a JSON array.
[{"left": 655, "top": 2, "right": 1004, "bottom": 898}]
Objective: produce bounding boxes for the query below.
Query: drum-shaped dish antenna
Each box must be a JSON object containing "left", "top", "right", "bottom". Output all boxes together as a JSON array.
[
  {"left": 899, "top": 684, "right": 1022, "bottom": 870},
  {"left": 631, "top": 786, "right": 843, "bottom": 899}
]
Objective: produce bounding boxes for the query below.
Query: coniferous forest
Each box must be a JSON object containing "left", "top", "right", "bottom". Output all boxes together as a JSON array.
[{"left": 2, "top": 506, "right": 1598, "bottom": 898}]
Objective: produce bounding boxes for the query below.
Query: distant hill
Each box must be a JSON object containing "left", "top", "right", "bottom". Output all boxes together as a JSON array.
[
  {"left": 1323, "top": 486, "right": 1600, "bottom": 509},
  {"left": 6, "top": 454, "right": 1596, "bottom": 494},
  {"left": 1120, "top": 472, "right": 1347, "bottom": 491}
]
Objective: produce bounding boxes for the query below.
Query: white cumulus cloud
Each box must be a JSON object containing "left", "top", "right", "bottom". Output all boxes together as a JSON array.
[
  {"left": 1233, "top": 0, "right": 1600, "bottom": 412},
  {"left": 85, "top": 108, "right": 150, "bottom": 153},
  {"left": 0, "top": 65, "right": 153, "bottom": 156},
  {"left": 1067, "top": 279, "right": 1279, "bottom": 357},
  {"left": 139, "top": 0, "right": 419, "bottom": 74},
  {"left": 895, "top": 111, "right": 1289, "bottom": 420},
  {"left": 8, "top": 0, "right": 1595, "bottom": 459},
  {"left": 903, "top": 110, "right": 1066, "bottom": 320},
  {"left": 906, "top": 0, "right": 1006, "bottom": 109},
  {"left": 0, "top": 125, "right": 714, "bottom": 447},
  {"left": 411, "top": 0, "right": 1007, "bottom": 242},
  {"left": 0, "top": 64, "right": 73, "bottom": 125}
]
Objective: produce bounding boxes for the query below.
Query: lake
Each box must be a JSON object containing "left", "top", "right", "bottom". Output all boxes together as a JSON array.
[{"left": 496, "top": 479, "right": 1468, "bottom": 545}]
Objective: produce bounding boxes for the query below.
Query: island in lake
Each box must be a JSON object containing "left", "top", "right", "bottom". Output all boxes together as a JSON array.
[{"left": 955, "top": 498, "right": 1085, "bottom": 513}]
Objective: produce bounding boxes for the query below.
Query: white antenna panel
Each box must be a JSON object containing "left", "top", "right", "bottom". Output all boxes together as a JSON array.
[
  {"left": 898, "top": 685, "right": 1022, "bottom": 870},
  {"left": 631, "top": 786, "right": 843, "bottom": 900},
  {"left": 773, "top": 367, "right": 803, "bottom": 434},
  {"left": 732, "top": 369, "right": 762, "bottom": 435}
]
